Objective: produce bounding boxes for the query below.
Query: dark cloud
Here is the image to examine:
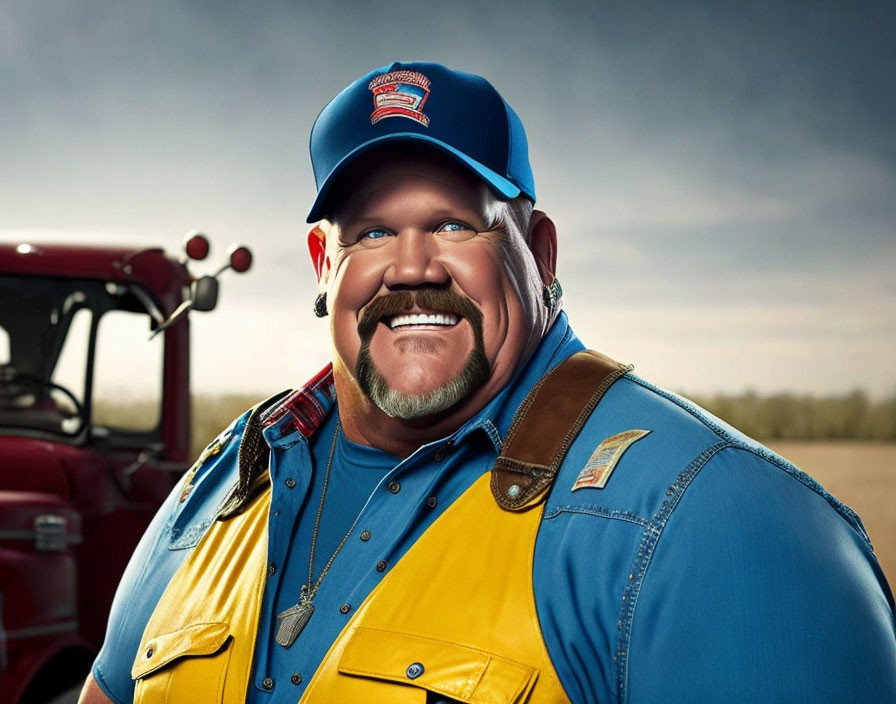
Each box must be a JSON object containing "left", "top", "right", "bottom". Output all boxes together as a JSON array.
[{"left": 0, "top": 0, "right": 892, "bottom": 392}]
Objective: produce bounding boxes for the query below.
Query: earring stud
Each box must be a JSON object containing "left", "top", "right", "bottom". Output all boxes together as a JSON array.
[{"left": 542, "top": 278, "right": 563, "bottom": 310}]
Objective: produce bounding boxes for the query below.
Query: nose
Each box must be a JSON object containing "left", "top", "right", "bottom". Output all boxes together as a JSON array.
[{"left": 382, "top": 229, "right": 450, "bottom": 289}]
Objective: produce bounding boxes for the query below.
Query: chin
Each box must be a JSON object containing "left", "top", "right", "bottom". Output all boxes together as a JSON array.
[{"left": 358, "top": 346, "right": 490, "bottom": 421}]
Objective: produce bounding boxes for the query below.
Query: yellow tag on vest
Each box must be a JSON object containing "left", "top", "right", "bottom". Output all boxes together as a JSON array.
[{"left": 572, "top": 429, "right": 650, "bottom": 490}]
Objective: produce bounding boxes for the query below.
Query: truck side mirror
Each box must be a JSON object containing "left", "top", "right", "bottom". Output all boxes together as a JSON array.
[
  {"left": 191, "top": 276, "right": 219, "bottom": 312},
  {"left": 150, "top": 236, "right": 253, "bottom": 339}
]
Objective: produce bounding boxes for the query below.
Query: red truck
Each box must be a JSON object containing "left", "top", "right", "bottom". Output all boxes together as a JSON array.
[{"left": 0, "top": 235, "right": 250, "bottom": 703}]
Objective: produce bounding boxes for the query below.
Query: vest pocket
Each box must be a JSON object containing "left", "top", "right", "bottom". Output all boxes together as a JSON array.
[
  {"left": 337, "top": 627, "right": 538, "bottom": 704},
  {"left": 131, "top": 621, "right": 232, "bottom": 704}
]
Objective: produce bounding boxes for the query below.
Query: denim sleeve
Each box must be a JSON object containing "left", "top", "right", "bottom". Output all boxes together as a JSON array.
[
  {"left": 91, "top": 418, "right": 246, "bottom": 703},
  {"left": 625, "top": 446, "right": 896, "bottom": 703}
]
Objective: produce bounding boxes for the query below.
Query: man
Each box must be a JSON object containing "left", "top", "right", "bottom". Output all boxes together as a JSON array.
[{"left": 81, "top": 62, "right": 896, "bottom": 703}]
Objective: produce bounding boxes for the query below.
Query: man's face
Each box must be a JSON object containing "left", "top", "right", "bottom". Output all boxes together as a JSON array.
[{"left": 316, "top": 152, "right": 549, "bottom": 423}]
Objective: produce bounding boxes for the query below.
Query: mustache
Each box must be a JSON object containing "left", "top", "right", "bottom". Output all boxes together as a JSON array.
[{"left": 358, "top": 290, "right": 484, "bottom": 345}]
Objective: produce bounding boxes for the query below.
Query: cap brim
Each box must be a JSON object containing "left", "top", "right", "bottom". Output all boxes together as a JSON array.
[{"left": 305, "top": 132, "right": 522, "bottom": 223}]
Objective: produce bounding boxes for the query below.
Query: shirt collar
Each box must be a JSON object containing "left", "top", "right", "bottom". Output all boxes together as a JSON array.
[
  {"left": 454, "top": 311, "right": 584, "bottom": 452},
  {"left": 260, "top": 311, "right": 583, "bottom": 453}
]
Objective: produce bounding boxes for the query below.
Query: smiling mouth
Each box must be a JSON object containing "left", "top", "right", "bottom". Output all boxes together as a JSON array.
[
  {"left": 387, "top": 312, "right": 460, "bottom": 330},
  {"left": 358, "top": 290, "right": 482, "bottom": 344}
]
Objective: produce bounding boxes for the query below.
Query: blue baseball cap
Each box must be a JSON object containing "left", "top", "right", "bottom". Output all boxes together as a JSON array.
[{"left": 306, "top": 61, "right": 535, "bottom": 223}]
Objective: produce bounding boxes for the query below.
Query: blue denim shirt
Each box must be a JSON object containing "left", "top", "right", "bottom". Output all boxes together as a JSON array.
[
  {"left": 535, "top": 373, "right": 896, "bottom": 701},
  {"left": 94, "top": 312, "right": 896, "bottom": 702}
]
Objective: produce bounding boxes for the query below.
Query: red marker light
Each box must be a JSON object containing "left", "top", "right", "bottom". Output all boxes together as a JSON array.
[
  {"left": 184, "top": 232, "right": 210, "bottom": 261},
  {"left": 228, "top": 245, "right": 252, "bottom": 273}
]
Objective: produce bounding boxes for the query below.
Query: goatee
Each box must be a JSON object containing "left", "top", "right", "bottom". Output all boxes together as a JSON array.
[{"left": 356, "top": 290, "right": 489, "bottom": 420}]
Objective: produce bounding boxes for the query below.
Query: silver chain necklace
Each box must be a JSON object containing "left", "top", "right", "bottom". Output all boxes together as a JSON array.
[{"left": 275, "top": 422, "right": 361, "bottom": 648}]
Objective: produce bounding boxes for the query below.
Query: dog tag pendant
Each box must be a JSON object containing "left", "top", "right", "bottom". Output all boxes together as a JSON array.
[{"left": 275, "top": 600, "right": 314, "bottom": 648}]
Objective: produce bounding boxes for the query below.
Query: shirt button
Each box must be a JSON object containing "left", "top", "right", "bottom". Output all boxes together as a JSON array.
[
  {"left": 406, "top": 662, "right": 425, "bottom": 679},
  {"left": 285, "top": 477, "right": 296, "bottom": 488},
  {"left": 434, "top": 440, "right": 454, "bottom": 462},
  {"left": 426, "top": 496, "right": 437, "bottom": 509},
  {"left": 290, "top": 673, "right": 302, "bottom": 685},
  {"left": 268, "top": 562, "right": 277, "bottom": 576},
  {"left": 261, "top": 677, "right": 274, "bottom": 691},
  {"left": 360, "top": 529, "right": 371, "bottom": 542},
  {"left": 387, "top": 481, "right": 401, "bottom": 494},
  {"left": 376, "top": 559, "right": 387, "bottom": 572},
  {"left": 339, "top": 603, "right": 351, "bottom": 614}
]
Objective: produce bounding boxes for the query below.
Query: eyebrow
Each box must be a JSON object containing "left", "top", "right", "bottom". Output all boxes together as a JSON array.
[{"left": 340, "top": 207, "right": 489, "bottom": 230}]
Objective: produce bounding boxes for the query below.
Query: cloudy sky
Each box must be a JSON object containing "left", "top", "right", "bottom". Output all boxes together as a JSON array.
[{"left": 1, "top": 0, "right": 893, "bottom": 399}]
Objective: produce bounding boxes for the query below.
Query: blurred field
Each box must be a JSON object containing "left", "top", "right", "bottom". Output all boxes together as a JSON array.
[
  {"left": 190, "top": 393, "right": 262, "bottom": 458},
  {"left": 691, "top": 391, "right": 896, "bottom": 441},
  {"left": 769, "top": 441, "right": 895, "bottom": 586}
]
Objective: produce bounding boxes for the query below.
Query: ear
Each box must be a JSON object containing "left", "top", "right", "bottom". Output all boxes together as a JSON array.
[
  {"left": 307, "top": 225, "right": 329, "bottom": 287},
  {"left": 527, "top": 210, "right": 557, "bottom": 286}
]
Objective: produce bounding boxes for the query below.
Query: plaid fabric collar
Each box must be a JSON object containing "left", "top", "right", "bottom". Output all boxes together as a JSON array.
[
  {"left": 260, "top": 363, "right": 336, "bottom": 438},
  {"left": 217, "top": 364, "right": 336, "bottom": 517}
]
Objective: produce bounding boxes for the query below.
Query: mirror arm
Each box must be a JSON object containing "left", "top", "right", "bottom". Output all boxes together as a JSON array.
[
  {"left": 149, "top": 300, "right": 194, "bottom": 340},
  {"left": 129, "top": 285, "right": 166, "bottom": 326}
]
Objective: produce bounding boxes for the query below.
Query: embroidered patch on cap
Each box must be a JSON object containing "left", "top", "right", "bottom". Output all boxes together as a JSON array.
[
  {"left": 368, "top": 70, "right": 431, "bottom": 127},
  {"left": 572, "top": 429, "right": 651, "bottom": 491}
]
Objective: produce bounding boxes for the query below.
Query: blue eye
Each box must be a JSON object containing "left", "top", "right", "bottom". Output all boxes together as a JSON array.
[
  {"left": 438, "top": 221, "right": 470, "bottom": 233},
  {"left": 362, "top": 229, "right": 391, "bottom": 240}
]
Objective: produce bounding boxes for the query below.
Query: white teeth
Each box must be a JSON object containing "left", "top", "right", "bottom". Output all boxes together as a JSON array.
[{"left": 388, "top": 313, "right": 459, "bottom": 329}]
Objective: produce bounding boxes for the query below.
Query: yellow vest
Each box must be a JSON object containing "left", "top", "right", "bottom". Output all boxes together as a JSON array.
[
  {"left": 131, "top": 474, "right": 566, "bottom": 703},
  {"left": 131, "top": 351, "right": 628, "bottom": 703},
  {"left": 131, "top": 484, "right": 270, "bottom": 703}
]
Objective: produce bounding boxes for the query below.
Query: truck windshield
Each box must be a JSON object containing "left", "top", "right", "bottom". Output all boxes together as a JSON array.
[{"left": 0, "top": 274, "right": 161, "bottom": 437}]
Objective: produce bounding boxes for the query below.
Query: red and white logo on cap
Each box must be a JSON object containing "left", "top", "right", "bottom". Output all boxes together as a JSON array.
[{"left": 368, "top": 71, "right": 431, "bottom": 127}]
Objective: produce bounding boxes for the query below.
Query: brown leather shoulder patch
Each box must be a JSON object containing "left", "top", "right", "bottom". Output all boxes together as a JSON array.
[{"left": 491, "top": 350, "right": 631, "bottom": 511}]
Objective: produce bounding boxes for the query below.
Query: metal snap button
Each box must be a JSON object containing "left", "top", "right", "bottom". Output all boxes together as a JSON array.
[
  {"left": 426, "top": 496, "right": 437, "bottom": 508},
  {"left": 360, "top": 529, "right": 371, "bottom": 541},
  {"left": 376, "top": 559, "right": 387, "bottom": 572},
  {"left": 261, "top": 677, "right": 274, "bottom": 691},
  {"left": 388, "top": 481, "right": 401, "bottom": 494},
  {"left": 406, "top": 662, "right": 424, "bottom": 680},
  {"left": 507, "top": 484, "right": 521, "bottom": 498},
  {"left": 339, "top": 603, "right": 351, "bottom": 614},
  {"left": 291, "top": 673, "right": 302, "bottom": 685},
  {"left": 285, "top": 477, "right": 296, "bottom": 488},
  {"left": 268, "top": 562, "right": 277, "bottom": 575}
]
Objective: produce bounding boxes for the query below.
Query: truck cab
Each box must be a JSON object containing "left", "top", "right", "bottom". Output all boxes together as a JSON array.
[{"left": 0, "top": 237, "right": 249, "bottom": 703}]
